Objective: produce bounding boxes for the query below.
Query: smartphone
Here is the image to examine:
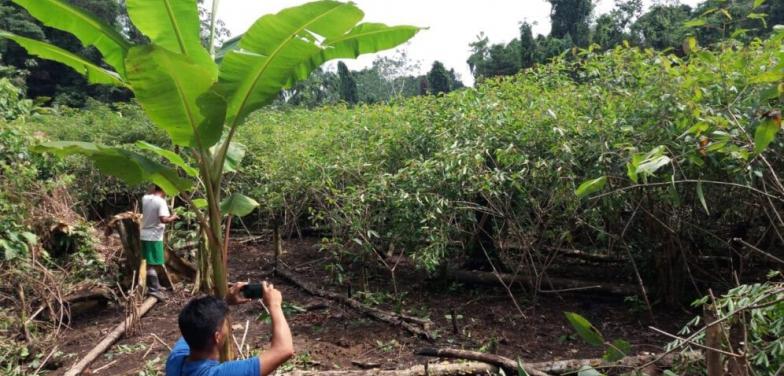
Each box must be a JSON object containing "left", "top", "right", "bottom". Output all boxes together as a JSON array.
[{"left": 240, "top": 283, "right": 263, "bottom": 299}]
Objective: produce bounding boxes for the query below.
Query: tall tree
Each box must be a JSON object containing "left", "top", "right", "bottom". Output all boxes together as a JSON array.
[
  {"left": 630, "top": 4, "right": 692, "bottom": 51},
  {"left": 519, "top": 22, "right": 536, "bottom": 69},
  {"left": 338, "top": 61, "right": 358, "bottom": 105},
  {"left": 467, "top": 33, "right": 490, "bottom": 78},
  {"left": 548, "top": 0, "right": 593, "bottom": 47},
  {"left": 427, "top": 61, "right": 450, "bottom": 95}
]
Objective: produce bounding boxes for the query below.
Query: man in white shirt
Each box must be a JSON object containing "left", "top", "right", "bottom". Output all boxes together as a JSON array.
[{"left": 141, "top": 185, "right": 178, "bottom": 299}]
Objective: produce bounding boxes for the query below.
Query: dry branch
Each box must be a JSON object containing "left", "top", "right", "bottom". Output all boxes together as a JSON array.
[
  {"left": 448, "top": 269, "right": 638, "bottom": 296},
  {"left": 286, "top": 361, "right": 498, "bottom": 375},
  {"left": 63, "top": 296, "right": 158, "bottom": 376},
  {"left": 276, "top": 267, "right": 434, "bottom": 340}
]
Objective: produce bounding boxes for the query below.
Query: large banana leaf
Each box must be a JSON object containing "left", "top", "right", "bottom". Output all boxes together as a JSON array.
[
  {"left": 290, "top": 23, "right": 421, "bottom": 84},
  {"left": 218, "top": 0, "right": 364, "bottom": 125},
  {"left": 220, "top": 193, "right": 259, "bottom": 217},
  {"left": 125, "top": 45, "right": 225, "bottom": 148},
  {"left": 12, "top": 0, "right": 130, "bottom": 77},
  {"left": 126, "top": 0, "right": 213, "bottom": 67},
  {"left": 136, "top": 141, "right": 199, "bottom": 177},
  {"left": 0, "top": 32, "right": 124, "bottom": 87},
  {"left": 219, "top": 1, "right": 419, "bottom": 125},
  {"left": 32, "top": 141, "right": 191, "bottom": 195}
]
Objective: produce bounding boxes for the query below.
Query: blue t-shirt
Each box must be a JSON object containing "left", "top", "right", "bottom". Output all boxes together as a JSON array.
[{"left": 166, "top": 338, "right": 261, "bottom": 376}]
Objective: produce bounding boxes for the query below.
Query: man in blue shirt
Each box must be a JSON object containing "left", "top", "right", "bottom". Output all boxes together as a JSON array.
[{"left": 166, "top": 282, "right": 294, "bottom": 376}]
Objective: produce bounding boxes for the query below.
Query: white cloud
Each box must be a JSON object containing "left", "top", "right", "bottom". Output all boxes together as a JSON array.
[{"left": 214, "top": 0, "right": 701, "bottom": 86}]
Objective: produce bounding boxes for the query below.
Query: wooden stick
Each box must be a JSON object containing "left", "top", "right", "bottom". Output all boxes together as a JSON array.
[
  {"left": 448, "top": 269, "right": 638, "bottom": 296},
  {"left": 64, "top": 296, "right": 158, "bottom": 376},
  {"left": 276, "top": 267, "right": 434, "bottom": 340},
  {"left": 92, "top": 359, "right": 118, "bottom": 373},
  {"left": 33, "top": 345, "right": 58, "bottom": 375},
  {"left": 150, "top": 333, "right": 171, "bottom": 351},
  {"left": 287, "top": 361, "right": 498, "bottom": 375}
]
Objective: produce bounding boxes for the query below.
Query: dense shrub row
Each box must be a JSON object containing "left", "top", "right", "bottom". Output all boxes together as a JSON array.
[
  {"left": 233, "top": 32, "right": 783, "bottom": 298},
  {"left": 22, "top": 30, "right": 783, "bottom": 302}
]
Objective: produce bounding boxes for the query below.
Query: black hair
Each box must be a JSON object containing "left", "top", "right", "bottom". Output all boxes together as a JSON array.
[
  {"left": 178, "top": 296, "right": 229, "bottom": 351},
  {"left": 151, "top": 185, "right": 164, "bottom": 193}
]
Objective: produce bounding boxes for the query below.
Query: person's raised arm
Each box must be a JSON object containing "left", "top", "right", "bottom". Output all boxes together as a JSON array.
[{"left": 259, "top": 281, "right": 294, "bottom": 376}]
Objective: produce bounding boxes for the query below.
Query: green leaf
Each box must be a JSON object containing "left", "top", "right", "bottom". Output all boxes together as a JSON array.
[
  {"left": 575, "top": 177, "right": 607, "bottom": 198},
  {"left": 697, "top": 180, "right": 710, "bottom": 215},
  {"left": 215, "top": 35, "right": 241, "bottom": 63},
  {"left": 136, "top": 141, "right": 198, "bottom": 177},
  {"left": 126, "top": 0, "right": 212, "bottom": 67},
  {"left": 220, "top": 193, "right": 259, "bottom": 217},
  {"left": 577, "top": 367, "right": 603, "bottom": 376},
  {"left": 33, "top": 141, "right": 192, "bottom": 195},
  {"left": 602, "top": 339, "right": 631, "bottom": 362},
  {"left": 0, "top": 31, "right": 124, "bottom": 86},
  {"left": 516, "top": 359, "right": 529, "bottom": 376},
  {"left": 684, "top": 19, "right": 707, "bottom": 28},
  {"left": 564, "top": 312, "right": 604, "bottom": 347},
  {"left": 219, "top": 0, "right": 419, "bottom": 125},
  {"left": 193, "top": 198, "right": 208, "bottom": 209},
  {"left": 292, "top": 23, "right": 422, "bottom": 83},
  {"left": 215, "top": 141, "right": 247, "bottom": 173},
  {"left": 636, "top": 155, "right": 671, "bottom": 177},
  {"left": 754, "top": 117, "right": 781, "bottom": 153},
  {"left": 125, "top": 45, "right": 225, "bottom": 148},
  {"left": 12, "top": 0, "right": 130, "bottom": 76},
  {"left": 20, "top": 232, "right": 37, "bottom": 246},
  {"left": 752, "top": 70, "right": 784, "bottom": 84},
  {"left": 753, "top": 0, "right": 766, "bottom": 9}
]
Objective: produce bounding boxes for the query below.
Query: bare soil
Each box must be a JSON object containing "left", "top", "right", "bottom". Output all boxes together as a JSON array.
[{"left": 51, "top": 238, "right": 690, "bottom": 375}]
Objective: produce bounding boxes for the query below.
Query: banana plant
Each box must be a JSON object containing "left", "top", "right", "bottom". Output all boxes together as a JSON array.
[{"left": 4, "top": 0, "right": 420, "bottom": 303}]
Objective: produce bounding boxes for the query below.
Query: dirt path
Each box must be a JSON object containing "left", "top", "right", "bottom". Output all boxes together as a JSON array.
[{"left": 51, "top": 238, "right": 688, "bottom": 375}]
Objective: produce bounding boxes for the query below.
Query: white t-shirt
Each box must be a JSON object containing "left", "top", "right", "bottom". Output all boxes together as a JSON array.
[{"left": 141, "top": 194, "right": 171, "bottom": 241}]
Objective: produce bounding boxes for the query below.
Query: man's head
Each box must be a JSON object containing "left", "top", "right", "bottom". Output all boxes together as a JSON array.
[
  {"left": 178, "top": 296, "right": 229, "bottom": 353},
  {"left": 149, "top": 185, "right": 165, "bottom": 197}
]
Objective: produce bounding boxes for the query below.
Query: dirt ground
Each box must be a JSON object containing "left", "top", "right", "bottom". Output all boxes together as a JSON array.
[{"left": 50, "top": 238, "right": 690, "bottom": 375}]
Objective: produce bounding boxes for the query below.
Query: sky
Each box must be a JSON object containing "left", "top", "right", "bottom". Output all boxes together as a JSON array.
[{"left": 214, "top": 0, "right": 702, "bottom": 86}]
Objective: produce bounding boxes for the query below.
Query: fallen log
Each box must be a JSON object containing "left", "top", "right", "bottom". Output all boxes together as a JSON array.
[
  {"left": 63, "top": 286, "right": 113, "bottom": 318},
  {"left": 417, "top": 347, "right": 701, "bottom": 375},
  {"left": 276, "top": 267, "right": 434, "bottom": 340},
  {"left": 448, "top": 269, "right": 638, "bottom": 296},
  {"left": 417, "top": 348, "right": 548, "bottom": 376},
  {"left": 287, "top": 361, "right": 498, "bottom": 375},
  {"left": 526, "top": 351, "right": 701, "bottom": 374},
  {"left": 63, "top": 296, "right": 158, "bottom": 376}
]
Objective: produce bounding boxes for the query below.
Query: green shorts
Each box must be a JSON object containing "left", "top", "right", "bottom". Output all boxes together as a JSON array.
[{"left": 141, "top": 240, "right": 165, "bottom": 266}]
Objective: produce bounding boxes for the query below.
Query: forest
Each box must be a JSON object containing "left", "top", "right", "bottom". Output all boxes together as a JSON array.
[{"left": 0, "top": 0, "right": 783, "bottom": 375}]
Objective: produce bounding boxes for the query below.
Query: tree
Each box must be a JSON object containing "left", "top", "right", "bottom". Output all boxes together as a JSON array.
[
  {"left": 372, "top": 50, "right": 420, "bottom": 98},
  {"left": 4, "top": 0, "right": 419, "bottom": 360},
  {"left": 427, "top": 60, "right": 450, "bottom": 95},
  {"left": 467, "top": 32, "right": 490, "bottom": 78},
  {"left": 0, "top": 0, "right": 128, "bottom": 106},
  {"left": 519, "top": 22, "right": 536, "bottom": 69},
  {"left": 630, "top": 4, "right": 692, "bottom": 51},
  {"left": 278, "top": 68, "right": 339, "bottom": 108},
  {"left": 338, "top": 61, "right": 358, "bottom": 104},
  {"left": 548, "top": 0, "right": 593, "bottom": 47}
]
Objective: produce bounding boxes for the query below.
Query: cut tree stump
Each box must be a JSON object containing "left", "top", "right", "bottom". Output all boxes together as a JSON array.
[
  {"left": 276, "top": 267, "right": 434, "bottom": 340},
  {"left": 64, "top": 296, "right": 158, "bottom": 376},
  {"left": 107, "top": 212, "right": 196, "bottom": 286},
  {"left": 287, "top": 361, "right": 498, "bottom": 375},
  {"left": 448, "top": 269, "right": 638, "bottom": 296}
]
